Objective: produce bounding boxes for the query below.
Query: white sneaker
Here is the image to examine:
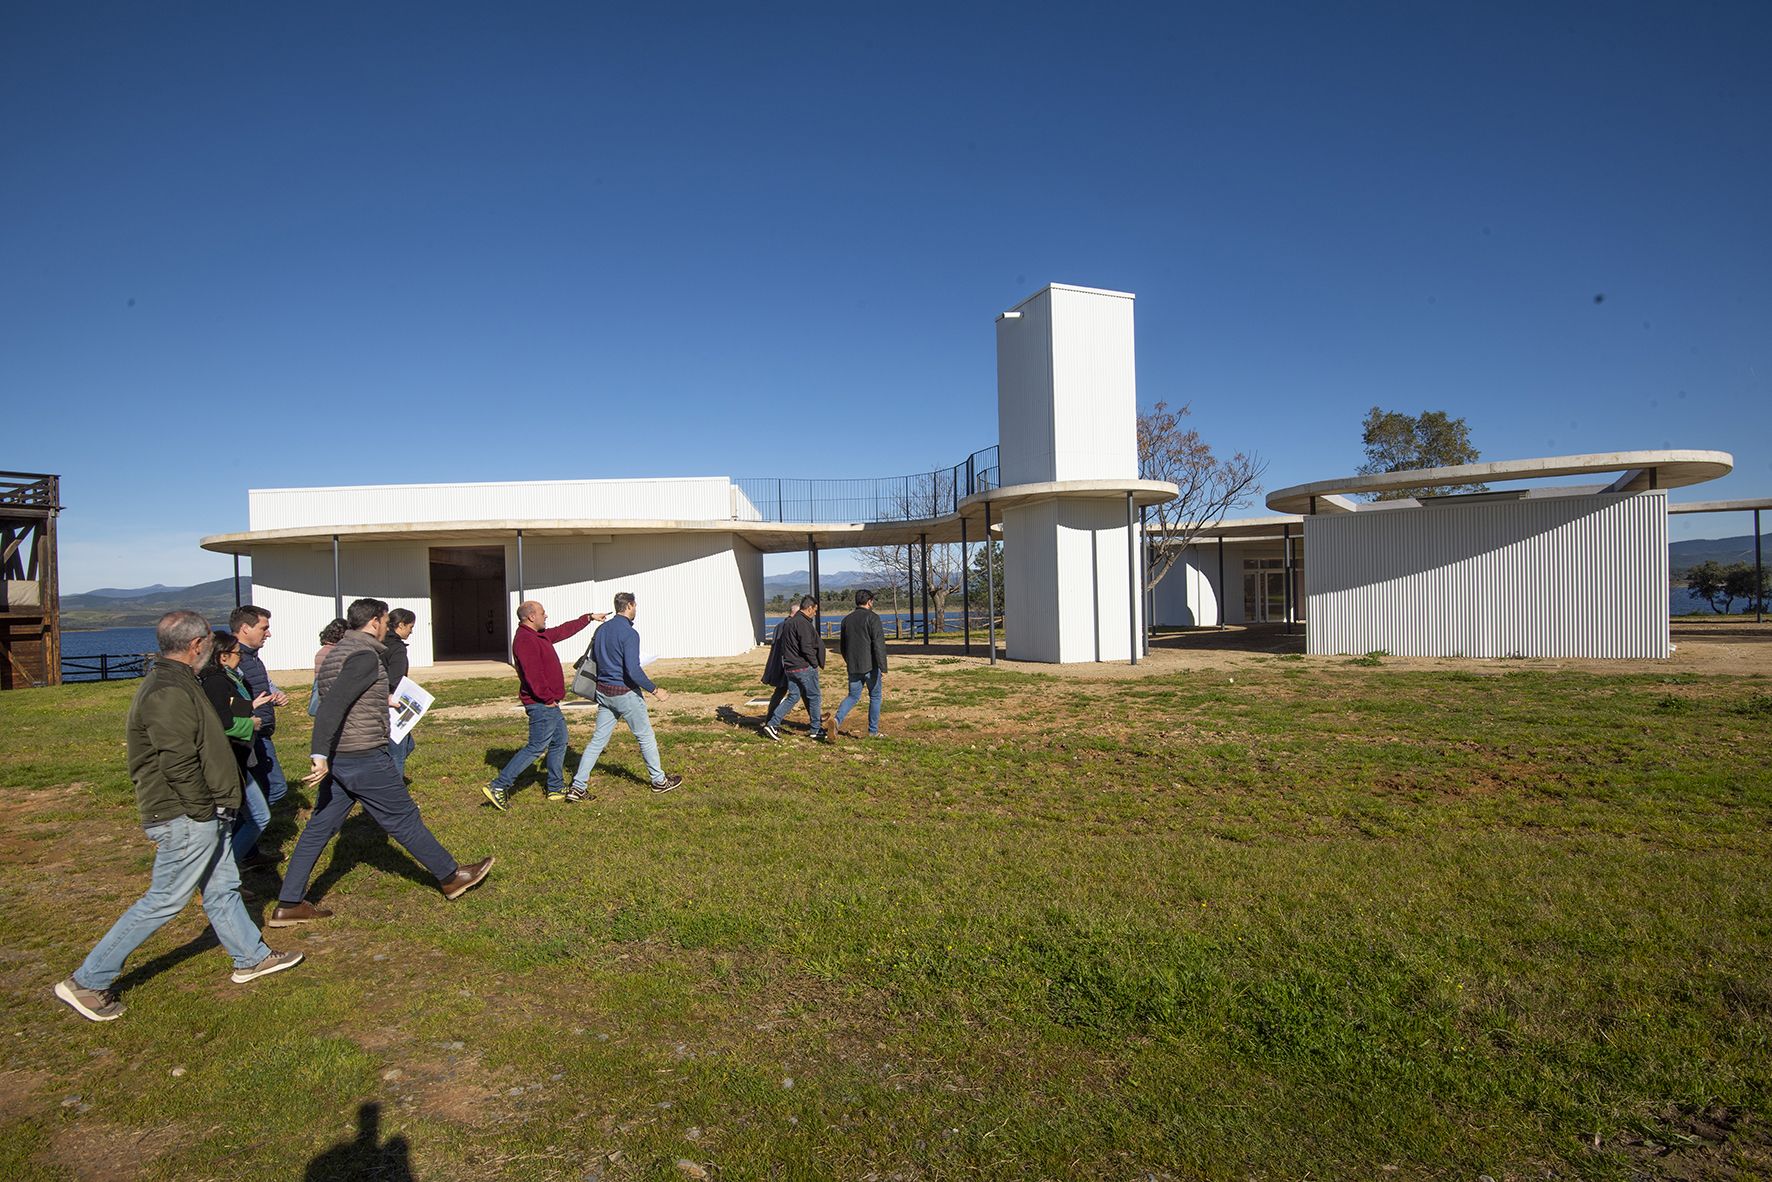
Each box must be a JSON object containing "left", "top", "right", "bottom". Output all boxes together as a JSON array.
[{"left": 231, "top": 949, "right": 304, "bottom": 984}]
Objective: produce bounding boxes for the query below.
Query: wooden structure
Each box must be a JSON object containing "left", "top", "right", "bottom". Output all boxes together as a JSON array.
[{"left": 1, "top": 472, "right": 62, "bottom": 689}]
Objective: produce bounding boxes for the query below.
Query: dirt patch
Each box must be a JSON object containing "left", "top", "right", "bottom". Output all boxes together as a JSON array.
[
  {"left": 0, "top": 1068, "right": 52, "bottom": 1123},
  {"left": 48, "top": 1119, "right": 182, "bottom": 1182},
  {"left": 1611, "top": 1104, "right": 1772, "bottom": 1180}
]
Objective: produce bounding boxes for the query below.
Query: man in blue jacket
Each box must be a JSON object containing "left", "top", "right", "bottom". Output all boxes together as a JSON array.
[{"left": 565, "top": 591, "right": 682, "bottom": 799}]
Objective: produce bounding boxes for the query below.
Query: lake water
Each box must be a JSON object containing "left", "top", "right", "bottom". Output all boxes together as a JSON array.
[{"left": 60, "top": 627, "right": 160, "bottom": 681}]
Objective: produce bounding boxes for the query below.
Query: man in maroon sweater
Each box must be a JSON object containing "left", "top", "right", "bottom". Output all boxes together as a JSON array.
[{"left": 483, "top": 600, "right": 607, "bottom": 810}]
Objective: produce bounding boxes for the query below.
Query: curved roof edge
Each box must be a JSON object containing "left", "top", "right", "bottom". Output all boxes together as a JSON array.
[
  {"left": 1266, "top": 450, "right": 1733, "bottom": 514},
  {"left": 202, "top": 479, "right": 1180, "bottom": 558}
]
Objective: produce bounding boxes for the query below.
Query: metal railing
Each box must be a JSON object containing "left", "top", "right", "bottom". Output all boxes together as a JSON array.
[
  {"left": 734, "top": 446, "right": 999, "bottom": 524},
  {"left": 62, "top": 653, "right": 151, "bottom": 682}
]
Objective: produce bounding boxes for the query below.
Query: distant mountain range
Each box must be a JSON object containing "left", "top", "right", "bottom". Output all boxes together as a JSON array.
[
  {"left": 61, "top": 578, "right": 249, "bottom": 630},
  {"left": 78, "top": 583, "right": 180, "bottom": 599},
  {"left": 763, "top": 569, "right": 881, "bottom": 597},
  {"left": 1669, "top": 533, "right": 1770, "bottom": 576}
]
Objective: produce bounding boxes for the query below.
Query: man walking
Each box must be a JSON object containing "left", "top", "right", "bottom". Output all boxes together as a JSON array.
[
  {"left": 566, "top": 592, "right": 683, "bottom": 798},
  {"left": 230, "top": 605, "right": 290, "bottom": 810},
  {"left": 484, "top": 600, "right": 606, "bottom": 809},
  {"left": 833, "top": 589, "right": 888, "bottom": 738},
  {"left": 271, "top": 599, "right": 493, "bottom": 926},
  {"left": 761, "top": 596, "right": 828, "bottom": 741},
  {"left": 54, "top": 611, "right": 302, "bottom": 1021}
]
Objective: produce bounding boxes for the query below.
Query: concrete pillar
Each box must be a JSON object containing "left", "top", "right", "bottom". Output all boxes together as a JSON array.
[{"left": 994, "top": 284, "right": 1144, "bottom": 663}]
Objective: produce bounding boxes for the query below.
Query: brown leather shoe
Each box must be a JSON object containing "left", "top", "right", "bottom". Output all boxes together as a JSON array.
[
  {"left": 441, "top": 856, "right": 495, "bottom": 901},
  {"left": 267, "top": 900, "right": 333, "bottom": 928}
]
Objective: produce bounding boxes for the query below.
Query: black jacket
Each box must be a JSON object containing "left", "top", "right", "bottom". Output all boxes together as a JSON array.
[
  {"left": 838, "top": 608, "right": 887, "bottom": 678},
  {"left": 381, "top": 633, "right": 410, "bottom": 689},
  {"left": 774, "top": 612, "right": 825, "bottom": 673}
]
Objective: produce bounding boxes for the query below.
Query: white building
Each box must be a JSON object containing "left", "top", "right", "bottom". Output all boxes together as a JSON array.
[
  {"left": 201, "top": 283, "right": 1177, "bottom": 672},
  {"left": 1152, "top": 452, "right": 1737, "bottom": 659}
]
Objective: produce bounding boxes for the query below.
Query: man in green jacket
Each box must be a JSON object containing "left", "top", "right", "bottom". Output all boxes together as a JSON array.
[{"left": 54, "top": 611, "right": 302, "bottom": 1022}]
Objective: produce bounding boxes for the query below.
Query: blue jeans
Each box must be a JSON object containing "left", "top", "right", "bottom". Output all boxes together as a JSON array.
[
  {"left": 231, "top": 777, "right": 271, "bottom": 861},
  {"left": 390, "top": 733, "right": 415, "bottom": 778},
  {"left": 76, "top": 816, "right": 270, "bottom": 989},
  {"left": 492, "top": 703, "right": 569, "bottom": 792},
  {"left": 835, "top": 669, "right": 884, "bottom": 734},
  {"left": 278, "top": 748, "right": 457, "bottom": 904},
  {"left": 250, "top": 733, "right": 289, "bottom": 807},
  {"left": 766, "top": 668, "right": 823, "bottom": 732},
  {"left": 572, "top": 690, "right": 665, "bottom": 786}
]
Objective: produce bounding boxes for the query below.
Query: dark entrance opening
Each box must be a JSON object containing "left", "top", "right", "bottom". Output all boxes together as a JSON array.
[{"left": 429, "top": 546, "right": 509, "bottom": 661}]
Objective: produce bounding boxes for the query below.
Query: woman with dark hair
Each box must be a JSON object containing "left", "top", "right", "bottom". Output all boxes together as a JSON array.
[
  {"left": 197, "top": 629, "right": 276, "bottom": 869},
  {"left": 383, "top": 607, "right": 418, "bottom": 778},
  {"left": 308, "top": 617, "right": 349, "bottom": 717}
]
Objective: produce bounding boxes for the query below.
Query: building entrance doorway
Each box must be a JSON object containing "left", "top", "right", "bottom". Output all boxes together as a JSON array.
[
  {"left": 430, "top": 547, "right": 509, "bottom": 660},
  {"left": 1242, "top": 556, "right": 1302, "bottom": 624}
]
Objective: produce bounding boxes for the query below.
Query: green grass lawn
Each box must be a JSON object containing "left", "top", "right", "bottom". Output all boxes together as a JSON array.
[{"left": 1, "top": 658, "right": 1768, "bottom": 1180}]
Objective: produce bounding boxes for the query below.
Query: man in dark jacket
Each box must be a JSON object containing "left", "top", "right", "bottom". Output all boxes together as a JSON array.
[
  {"left": 54, "top": 611, "right": 302, "bottom": 1022},
  {"left": 566, "top": 591, "right": 681, "bottom": 798},
  {"left": 271, "top": 599, "right": 494, "bottom": 927},
  {"left": 833, "top": 589, "right": 889, "bottom": 738},
  {"left": 761, "top": 596, "right": 828, "bottom": 741},
  {"left": 230, "top": 605, "right": 290, "bottom": 809},
  {"left": 484, "top": 599, "right": 607, "bottom": 810}
]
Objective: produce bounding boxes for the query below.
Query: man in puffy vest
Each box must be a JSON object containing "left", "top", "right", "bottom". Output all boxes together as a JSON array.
[{"left": 270, "top": 598, "right": 493, "bottom": 927}]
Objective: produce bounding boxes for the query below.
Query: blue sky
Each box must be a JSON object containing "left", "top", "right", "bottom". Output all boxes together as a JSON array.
[{"left": 4, "top": 1, "right": 1766, "bottom": 592}]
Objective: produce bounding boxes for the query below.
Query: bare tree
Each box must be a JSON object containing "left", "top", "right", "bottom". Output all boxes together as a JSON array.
[
  {"left": 1138, "top": 401, "right": 1266, "bottom": 592},
  {"left": 856, "top": 472, "right": 967, "bottom": 635}
]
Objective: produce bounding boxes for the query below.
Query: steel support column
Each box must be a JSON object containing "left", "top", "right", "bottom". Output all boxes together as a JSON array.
[
  {"left": 960, "top": 515, "right": 972, "bottom": 654},
  {"left": 332, "top": 535, "right": 342, "bottom": 620},
  {"left": 1217, "top": 535, "right": 1226, "bottom": 629},
  {"left": 516, "top": 530, "right": 526, "bottom": 601},
  {"left": 233, "top": 554, "right": 241, "bottom": 608},
  {"left": 1139, "top": 506, "right": 1151, "bottom": 656},
  {"left": 1126, "top": 493, "right": 1138, "bottom": 666},
  {"left": 1757, "top": 508, "right": 1764, "bottom": 624},
  {"left": 1283, "top": 524, "right": 1293, "bottom": 634},
  {"left": 984, "top": 500, "right": 997, "bottom": 665},
  {"left": 919, "top": 533, "right": 930, "bottom": 647},
  {"left": 809, "top": 534, "right": 822, "bottom": 632}
]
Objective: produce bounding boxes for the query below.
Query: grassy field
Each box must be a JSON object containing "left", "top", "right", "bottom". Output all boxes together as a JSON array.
[{"left": 1, "top": 650, "right": 1768, "bottom": 1180}]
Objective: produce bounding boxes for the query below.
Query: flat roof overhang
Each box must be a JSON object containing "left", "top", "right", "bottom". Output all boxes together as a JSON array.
[
  {"left": 1145, "top": 514, "right": 1306, "bottom": 542},
  {"left": 1266, "top": 450, "right": 1734, "bottom": 514},
  {"left": 199, "top": 480, "right": 1179, "bottom": 557}
]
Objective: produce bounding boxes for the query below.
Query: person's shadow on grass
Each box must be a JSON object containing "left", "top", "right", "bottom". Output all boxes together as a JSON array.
[
  {"left": 303, "top": 812, "right": 441, "bottom": 904},
  {"left": 108, "top": 926, "right": 220, "bottom": 996},
  {"left": 305, "top": 1101, "right": 414, "bottom": 1181}
]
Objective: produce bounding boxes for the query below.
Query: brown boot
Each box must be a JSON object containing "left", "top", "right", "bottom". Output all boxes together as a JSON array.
[
  {"left": 267, "top": 900, "right": 333, "bottom": 928},
  {"left": 441, "top": 856, "right": 495, "bottom": 901}
]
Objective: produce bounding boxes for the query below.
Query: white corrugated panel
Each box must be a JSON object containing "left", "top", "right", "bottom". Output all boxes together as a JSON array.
[
  {"left": 249, "top": 478, "right": 738, "bottom": 531},
  {"left": 1305, "top": 491, "right": 1668, "bottom": 658}
]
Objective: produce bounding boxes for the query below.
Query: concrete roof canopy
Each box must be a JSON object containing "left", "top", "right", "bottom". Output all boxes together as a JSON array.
[{"left": 1265, "top": 450, "right": 1734, "bottom": 514}]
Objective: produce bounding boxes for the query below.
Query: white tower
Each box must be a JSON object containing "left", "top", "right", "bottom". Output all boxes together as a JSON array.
[{"left": 994, "top": 284, "right": 1147, "bottom": 663}]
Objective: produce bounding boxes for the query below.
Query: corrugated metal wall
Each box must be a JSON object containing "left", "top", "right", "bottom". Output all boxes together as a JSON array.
[
  {"left": 249, "top": 478, "right": 737, "bottom": 531},
  {"left": 1305, "top": 491, "right": 1669, "bottom": 658}
]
